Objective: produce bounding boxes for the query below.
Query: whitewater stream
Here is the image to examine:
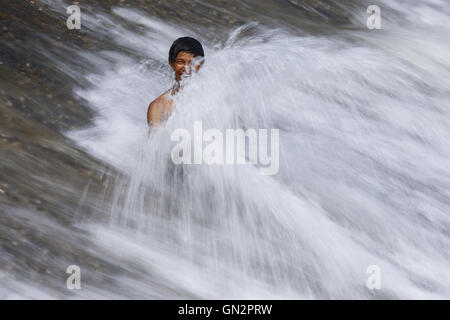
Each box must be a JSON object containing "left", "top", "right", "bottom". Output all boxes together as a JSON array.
[{"left": 1, "top": 0, "right": 449, "bottom": 299}]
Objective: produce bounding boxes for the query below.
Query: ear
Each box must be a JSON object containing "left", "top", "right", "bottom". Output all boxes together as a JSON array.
[{"left": 169, "top": 61, "right": 175, "bottom": 70}]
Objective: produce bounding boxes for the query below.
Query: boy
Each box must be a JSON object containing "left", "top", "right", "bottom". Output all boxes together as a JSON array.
[{"left": 147, "top": 37, "right": 205, "bottom": 126}]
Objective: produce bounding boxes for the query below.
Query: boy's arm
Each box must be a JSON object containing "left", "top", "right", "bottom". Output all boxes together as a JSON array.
[
  {"left": 147, "top": 99, "right": 163, "bottom": 127},
  {"left": 148, "top": 91, "right": 172, "bottom": 127}
]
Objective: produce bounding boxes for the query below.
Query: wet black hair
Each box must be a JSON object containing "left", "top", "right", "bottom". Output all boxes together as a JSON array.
[{"left": 169, "top": 37, "right": 204, "bottom": 64}]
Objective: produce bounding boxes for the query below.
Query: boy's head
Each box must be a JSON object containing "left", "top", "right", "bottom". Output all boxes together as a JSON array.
[{"left": 169, "top": 37, "right": 205, "bottom": 81}]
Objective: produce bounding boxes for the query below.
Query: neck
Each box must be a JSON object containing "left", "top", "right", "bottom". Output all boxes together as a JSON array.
[{"left": 171, "top": 81, "right": 181, "bottom": 95}]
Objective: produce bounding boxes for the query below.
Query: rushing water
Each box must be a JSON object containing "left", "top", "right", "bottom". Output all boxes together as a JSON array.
[{"left": 2, "top": 0, "right": 450, "bottom": 299}]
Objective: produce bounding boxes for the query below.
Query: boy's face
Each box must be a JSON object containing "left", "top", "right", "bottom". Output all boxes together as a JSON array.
[{"left": 170, "top": 51, "right": 203, "bottom": 81}]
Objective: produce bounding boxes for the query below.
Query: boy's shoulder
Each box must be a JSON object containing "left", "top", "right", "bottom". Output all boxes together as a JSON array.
[
  {"left": 147, "top": 90, "right": 174, "bottom": 125},
  {"left": 152, "top": 90, "right": 173, "bottom": 106}
]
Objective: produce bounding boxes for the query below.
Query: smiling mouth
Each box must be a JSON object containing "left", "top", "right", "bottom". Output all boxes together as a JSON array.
[{"left": 182, "top": 70, "right": 193, "bottom": 77}]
